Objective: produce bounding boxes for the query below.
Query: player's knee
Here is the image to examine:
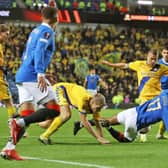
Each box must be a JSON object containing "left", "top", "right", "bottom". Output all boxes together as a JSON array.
[
  {"left": 47, "top": 103, "right": 60, "bottom": 116},
  {"left": 19, "top": 102, "right": 35, "bottom": 117},
  {"left": 38, "top": 119, "right": 53, "bottom": 129},
  {"left": 20, "top": 109, "right": 35, "bottom": 117},
  {"left": 61, "top": 111, "right": 71, "bottom": 121}
]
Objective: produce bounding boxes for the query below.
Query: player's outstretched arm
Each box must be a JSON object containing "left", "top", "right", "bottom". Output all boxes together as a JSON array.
[
  {"left": 101, "top": 60, "right": 128, "bottom": 69},
  {"left": 79, "top": 113, "right": 110, "bottom": 144}
]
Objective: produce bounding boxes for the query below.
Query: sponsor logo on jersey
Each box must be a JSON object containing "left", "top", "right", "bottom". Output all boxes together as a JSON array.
[{"left": 44, "top": 32, "right": 51, "bottom": 39}]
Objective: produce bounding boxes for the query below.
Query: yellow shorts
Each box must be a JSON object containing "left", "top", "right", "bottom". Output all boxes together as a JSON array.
[
  {"left": 55, "top": 86, "right": 69, "bottom": 106},
  {"left": 0, "top": 78, "right": 11, "bottom": 100}
]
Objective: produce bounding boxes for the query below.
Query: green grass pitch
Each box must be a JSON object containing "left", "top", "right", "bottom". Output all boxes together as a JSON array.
[{"left": 0, "top": 107, "right": 168, "bottom": 168}]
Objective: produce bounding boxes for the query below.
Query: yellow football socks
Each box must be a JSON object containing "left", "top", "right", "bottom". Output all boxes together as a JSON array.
[
  {"left": 7, "top": 106, "right": 16, "bottom": 118},
  {"left": 159, "top": 121, "right": 165, "bottom": 135},
  {"left": 41, "top": 116, "right": 62, "bottom": 139}
]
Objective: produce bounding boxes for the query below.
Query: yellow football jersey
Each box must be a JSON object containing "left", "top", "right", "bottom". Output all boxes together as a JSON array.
[
  {"left": 53, "top": 82, "right": 100, "bottom": 119},
  {"left": 0, "top": 43, "right": 4, "bottom": 77},
  {"left": 0, "top": 79, "right": 11, "bottom": 100},
  {"left": 129, "top": 61, "right": 168, "bottom": 103},
  {"left": 0, "top": 43, "right": 11, "bottom": 100}
]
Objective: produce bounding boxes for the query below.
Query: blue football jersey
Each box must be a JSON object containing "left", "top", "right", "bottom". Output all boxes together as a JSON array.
[
  {"left": 16, "top": 23, "right": 56, "bottom": 82},
  {"left": 136, "top": 89, "right": 168, "bottom": 131},
  {"left": 158, "top": 59, "right": 168, "bottom": 90},
  {"left": 86, "top": 74, "right": 100, "bottom": 90},
  {"left": 158, "top": 58, "right": 168, "bottom": 66}
]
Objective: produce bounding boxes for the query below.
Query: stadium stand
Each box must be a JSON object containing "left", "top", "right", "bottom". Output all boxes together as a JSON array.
[
  {"left": 1, "top": 0, "right": 168, "bottom": 106},
  {"left": 1, "top": 0, "right": 167, "bottom": 16},
  {"left": 3, "top": 23, "right": 168, "bottom": 107},
  {"left": 1, "top": 0, "right": 128, "bottom": 14},
  {"left": 0, "top": 0, "right": 13, "bottom": 8}
]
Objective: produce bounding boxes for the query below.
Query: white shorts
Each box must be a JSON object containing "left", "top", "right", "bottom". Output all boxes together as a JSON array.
[
  {"left": 16, "top": 82, "right": 56, "bottom": 106},
  {"left": 87, "top": 89, "right": 97, "bottom": 96},
  {"left": 117, "top": 107, "right": 138, "bottom": 141}
]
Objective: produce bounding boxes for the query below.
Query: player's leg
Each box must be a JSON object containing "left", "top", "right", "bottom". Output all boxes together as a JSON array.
[
  {"left": 39, "top": 85, "right": 72, "bottom": 144},
  {"left": 0, "top": 79, "right": 16, "bottom": 117},
  {"left": 73, "top": 119, "right": 96, "bottom": 135},
  {"left": 38, "top": 119, "right": 53, "bottom": 129},
  {"left": 7, "top": 105, "right": 60, "bottom": 145},
  {"left": 0, "top": 106, "right": 60, "bottom": 160},
  {"left": 0, "top": 84, "right": 35, "bottom": 160},
  {"left": 156, "top": 121, "right": 167, "bottom": 139},
  {"left": 0, "top": 83, "right": 60, "bottom": 160},
  {"left": 3, "top": 98, "right": 16, "bottom": 118},
  {"left": 89, "top": 112, "right": 127, "bottom": 142},
  {"left": 106, "top": 107, "right": 137, "bottom": 142},
  {"left": 39, "top": 105, "right": 71, "bottom": 144},
  {"left": 73, "top": 114, "right": 121, "bottom": 136},
  {"left": 15, "top": 84, "right": 37, "bottom": 139},
  {"left": 139, "top": 127, "right": 149, "bottom": 142},
  {"left": 103, "top": 115, "right": 130, "bottom": 142},
  {"left": 15, "top": 82, "right": 59, "bottom": 126}
]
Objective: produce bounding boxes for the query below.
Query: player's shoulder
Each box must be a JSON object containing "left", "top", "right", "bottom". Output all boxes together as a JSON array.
[
  {"left": 38, "top": 24, "right": 54, "bottom": 36},
  {"left": 158, "top": 58, "right": 162, "bottom": 63},
  {"left": 0, "top": 43, "right": 2, "bottom": 50},
  {"left": 159, "top": 63, "right": 168, "bottom": 70},
  {"left": 129, "top": 60, "right": 146, "bottom": 67},
  {"left": 130, "top": 60, "right": 146, "bottom": 64}
]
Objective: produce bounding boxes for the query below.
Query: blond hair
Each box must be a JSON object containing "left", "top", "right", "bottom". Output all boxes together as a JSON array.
[{"left": 92, "top": 93, "right": 106, "bottom": 107}]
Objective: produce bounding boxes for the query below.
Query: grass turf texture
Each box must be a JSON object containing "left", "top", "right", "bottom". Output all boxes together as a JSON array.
[{"left": 0, "top": 107, "right": 168, "bottom": 168}]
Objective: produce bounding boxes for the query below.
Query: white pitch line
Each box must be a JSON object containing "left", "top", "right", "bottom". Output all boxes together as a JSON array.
[{"left": 23, "top": 156, "right": 114, "bottom": 168}]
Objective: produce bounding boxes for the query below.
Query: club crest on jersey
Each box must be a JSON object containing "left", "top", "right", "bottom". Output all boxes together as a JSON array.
[
  {"left": 44, "top": 32, "right": 51, "bottom": 39},
  {"left": 151, "top": 64, "right": 160, "bottom": 72}
]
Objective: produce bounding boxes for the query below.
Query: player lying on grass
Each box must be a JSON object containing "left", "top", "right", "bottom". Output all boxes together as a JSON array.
[
  {"left": 0, "top": 82, "right": 110, "bottom": 161},
  {"left": 102, "top": 49, "right": 168, "bottom": 142},
  {"left": 73, "top": 76, "right": 168, "bottom": 142}
]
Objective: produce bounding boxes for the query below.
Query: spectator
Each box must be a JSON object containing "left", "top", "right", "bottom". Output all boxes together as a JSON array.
[{"left": 112, "top": 92, "right": 124, "bottom": 109}]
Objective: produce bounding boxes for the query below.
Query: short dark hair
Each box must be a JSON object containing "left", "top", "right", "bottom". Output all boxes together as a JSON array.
[
  {"left": 162, "top": 45, "right": 168, "bottom": 51},
  {"left": 41, "top": 6, "right": 57, "bottom": 20},
  {"left": 89, "top": 65, "right": 95, "bottom": 71}
]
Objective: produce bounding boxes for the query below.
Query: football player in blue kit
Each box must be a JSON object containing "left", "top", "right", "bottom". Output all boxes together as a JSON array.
[
  {"left": 74, "top": 76, "right": 168, "bottom": 142},
  {"left": 0, "top": 6, "right": 60, "bottom": 160},
  {"left": 84, "top": 65, "right": 105, "bottom": 96},
  {"left": 156, "top": 46, "right": 168, "bottom": 139},
  {"left": 101, "top": 76, "right": 168, "bottom": 142}
]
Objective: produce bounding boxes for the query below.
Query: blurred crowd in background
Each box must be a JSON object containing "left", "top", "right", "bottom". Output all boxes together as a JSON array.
[
  {"left": 1, "top": 0, "right": 127, "bottom": 14},
  {"left": 1, "top": 0, "right": 167, "bottom": 16},
  {"left": 2, "top": 23, "right": 168, "bottom": 107}
]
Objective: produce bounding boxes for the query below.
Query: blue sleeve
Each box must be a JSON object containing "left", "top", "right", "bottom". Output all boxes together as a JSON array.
[
  {"left": 161, "top": 93, "right": 168, "bottom": 131},
  {"left": 97, "top": 75, "right": 100, "bottom": 81},
  {"left": 158, "top": 59, "right": 162, "bottom": 64},
  {"left": 34, "top": 30, "right": 52, "bottom": 74}
]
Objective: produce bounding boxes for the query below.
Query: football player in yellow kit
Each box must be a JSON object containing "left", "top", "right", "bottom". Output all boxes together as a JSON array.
[
  {"left": 38, "top": 82, "right": 110, "bottom": 145},
  {"left": 97, "top": 49, "right": 168, "bottom": 142},
  {"left": 0, "top": 24, "right": 16, "bottom": 118}
]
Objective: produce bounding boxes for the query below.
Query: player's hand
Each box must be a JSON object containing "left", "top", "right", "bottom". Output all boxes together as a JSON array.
[
  {"left": 99, "top": 119, "right": 110, "bottom": 127},
  {"left": 45, "top": 73, "right": 56, "bottom": 86},
  {"left": 97, "top": 137, "right": 111, "bottom": 144},
  {"left": 38, "top": 75, "right": 47, "bottom": 92}
]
